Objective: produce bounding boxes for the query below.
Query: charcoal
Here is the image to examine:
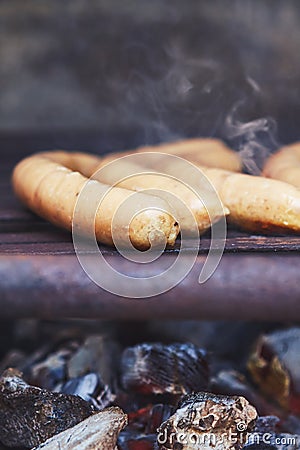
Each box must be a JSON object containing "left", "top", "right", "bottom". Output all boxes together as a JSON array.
[
  {"left": 145, "top": 404, "right": 175, "bottom": 434},
  {"left": 115, "top": 389, "right": 178, "bottom": 415},
  {"left": 145, "top": 322, "right": 276, "bottom": 370},
  {"left": 35, "top": 407, "right": 127, "bottom": 450},
  {"left": 254, "top": 416, "right": 280, "bottom": 433},
  {"left": 282, "top": 415, "right": 300, "bottom": 435},
  {"left": 118, "top": 431, "right": 158, "bottom": 450},
  {"left": 127, "top": 404, "right": 175, "bottom": 434},
  {"left": 211, "top": 370, "right": 283, "bottom": 417},
  {"left": 0, "top": 320, "right": 297, "bottom": 449},
  {"left": 56, "top": 372, "right": 115, "bottom": 410},
  {"left": 242, "top": 445, "right": 277, "bottom": 449},
  {"left": 248, "top": 328, "right": 300, "bottom": 414},
  {"left": 157, "top": 392, "right": 257, "bottom": 450},
  {"left": 67, "top": 335, "right": 119, "bottom": 386},
  {"left": 127, "top": 405, "right": 154, "bottom": 432},
  {"left": 0, "top": 368, "right": 93, "bottom": 448},
  {"left": 22, "top": 338, "right": 79, "bottom": 390},
  {"left": 242, "top": 432, "right": 300, "bottom": 449},
  {"left": 0, "top": 350, "right": 27, "bottom": 374},
  {"left": 121, "top": 343, "right": 209, "bottom": 395},
  {"left": 28, "top": 347, "right": 75, "bottom": 390},
  {"left": 242, "top": 416, "right": 300, "bottom": 449}
]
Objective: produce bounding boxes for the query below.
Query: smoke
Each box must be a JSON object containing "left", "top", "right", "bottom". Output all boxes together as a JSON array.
[
  {"left": 113, "top": 41, "right": 279, "bottom": 173},
  {"left": 224, "top": 78, "right": 279, "bottom": 174},
  {"left": 113, "top": 40, "right": 233, "bottom": 144}
]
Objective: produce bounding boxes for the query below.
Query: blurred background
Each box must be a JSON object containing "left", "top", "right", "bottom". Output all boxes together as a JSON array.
[{"left": 0, "top": 0, "right": 300, "bottom": 153}]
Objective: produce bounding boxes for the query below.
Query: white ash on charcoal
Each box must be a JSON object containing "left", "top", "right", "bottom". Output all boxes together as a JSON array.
[
  {"left": 34, "top": 406, "right": 127, "bottom": 450},
  {"left": 157, "top": 392, "right": 257, "bottom": 450},
  {"left": 121, "top": 343, "right": 209, "bottom": 396},
  {"left": 55, "top": 372, "right": 115, "bottom": 410},
  {"left": 0, "top": 368, "right": 94, "bottom": 448},
  {"left": 248, "top": 328, "right": 300, "bottom": 415}
]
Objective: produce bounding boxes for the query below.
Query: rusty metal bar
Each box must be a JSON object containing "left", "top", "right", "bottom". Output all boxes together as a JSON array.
[{"left": 0, "top": 253, "right": 299, "bottom": 321}]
